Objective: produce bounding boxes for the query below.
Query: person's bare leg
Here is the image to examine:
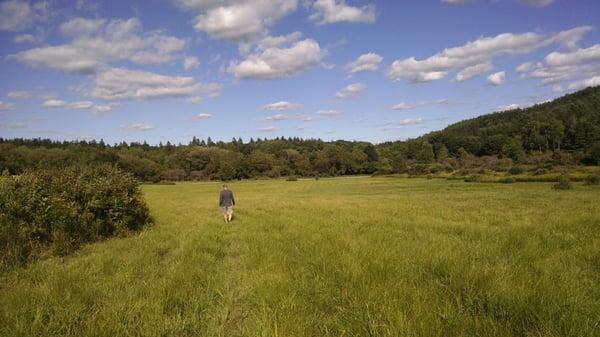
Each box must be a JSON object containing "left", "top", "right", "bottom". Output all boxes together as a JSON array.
[
  {"left": 223, "top": 211, "right": 228, "bottom": 222},
  {"left": 227, "top": 211, "right": 233, "bottom": 222}
]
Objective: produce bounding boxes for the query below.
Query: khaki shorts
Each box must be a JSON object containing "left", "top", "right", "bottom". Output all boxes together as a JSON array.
[{"left": 221, "top": 206, "right": 233, "bottom": 216}]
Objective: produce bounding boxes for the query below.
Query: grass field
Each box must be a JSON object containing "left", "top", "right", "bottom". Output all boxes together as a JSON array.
[{"left": 1, "top": 177, "right": 599, "bottom": 337}]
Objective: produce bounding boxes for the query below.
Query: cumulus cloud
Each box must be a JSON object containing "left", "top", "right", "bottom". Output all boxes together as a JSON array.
[
  {"left": 0, "top": 101, "right": 15, "bottom": 111},
  {"left": 388, "top": 26, "right": 592, "bottom": 84},
  {"left": 568, "top": 76, "right": 600, "bottom": 91},
  {"left": 7, "top": 91, "right": 32, "bottom": 99},
  {"left": 391, "top": 99, "right": 448, "bottom": 111},
  {"left": 520, "top": 44, "right": 600, "bottom": 86},
  {"left": 454, "top": 62, "right": 493, "bottom": 82},
  {"left": 487, "top": 71, "right": 506, "bottom": 85},
  {"left": 335, "top": 82, "right": 366, "bottom": 99},
  {"left": 0, "top": 0, "right": 50, "bottom": 31},
  {"left": 316, "top": 109, "right": 341, "bottom": 117},
  {"left": 345, "top": 52, "right": 383, "bottom": 73},
  {"left": 381, "top": 118, "right": 424, "bottom": 130},
  {"left": 310, "top": 0, "right": 375, "bottom": 25},
  {"left": 191, "top": 113, "right": 212, "bottom": 120},
  {"left": 228, "top": 38, "right": 324, "bottom": 79},
  {"left": 42, "top": 99, "right": 114, "bottom": 114},
  {"left": 12, "top": 17, "right": 186, "bottom": 74},
  {"left": 184, "top": 56, "right": 200, "bottom": 71},
  {"left": 186, "top": 0, "right": 298, "bottom": 42},
  {"left": 83, "top": 67, "right": 222, "bottom": 101},
  {"left": 263, "top": 101, "right": 302, "bottom": 111},
  {"left": 121, "top": 123, "right": 155, "bottom": 131}
]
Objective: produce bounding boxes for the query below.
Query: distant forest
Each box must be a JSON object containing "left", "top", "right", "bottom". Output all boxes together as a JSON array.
[{"left": 1, "top": 86, "right": 599, "bottom": 181}]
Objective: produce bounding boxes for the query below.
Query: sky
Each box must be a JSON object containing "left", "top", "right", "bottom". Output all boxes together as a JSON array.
[{"left": 0, "top": 0, "right": 599, "bottom": 145}]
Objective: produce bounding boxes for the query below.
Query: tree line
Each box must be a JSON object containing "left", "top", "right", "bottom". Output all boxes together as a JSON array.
[{"left": 1, "top": 86, "right": 599, "bottom": 181}]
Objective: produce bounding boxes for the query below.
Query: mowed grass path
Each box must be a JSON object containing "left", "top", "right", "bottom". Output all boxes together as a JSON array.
[{"left": 1, "top": 177, "right": 600, "bottom": 337}]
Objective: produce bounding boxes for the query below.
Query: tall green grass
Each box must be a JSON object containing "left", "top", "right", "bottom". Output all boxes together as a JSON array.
[{"left": 1, "top": 177, "right": 599, "bottom": 336}]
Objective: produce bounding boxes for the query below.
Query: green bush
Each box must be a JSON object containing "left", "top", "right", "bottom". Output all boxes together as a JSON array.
[
  {"left": 584, "top": 174, "right": 600, "bottom": 185},
  {"left": 553, "top": 173, "right": 572, "bottom": 190},
  {"left": 286, "top": 175, "right": 298, "bottom": 181},
  {"left": 508, "top": 166, "right": 525, "bottom": 175},
  {"left": 500, "top": 177, "right": 516, "bottom": 184},
  {"left": 0, "top": 165, "right": 151, "bottom": 268}
]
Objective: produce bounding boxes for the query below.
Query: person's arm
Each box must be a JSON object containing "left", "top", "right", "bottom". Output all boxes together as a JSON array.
[
  {"left": 219, "top": 192, "right": 223, "bottom": 206},
  {"left": 231, "top": 193, "right": 235, "bottom": 206}
]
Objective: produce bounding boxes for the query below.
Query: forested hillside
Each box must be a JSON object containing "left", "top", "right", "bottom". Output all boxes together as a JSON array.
[{"left": 1, "top": 86, "right": 599, "bottom": 181}]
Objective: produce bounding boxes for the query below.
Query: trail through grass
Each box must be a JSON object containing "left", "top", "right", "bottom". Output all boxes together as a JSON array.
[{"left": 1, "top": 177, "right": 600, "bottom": 336}]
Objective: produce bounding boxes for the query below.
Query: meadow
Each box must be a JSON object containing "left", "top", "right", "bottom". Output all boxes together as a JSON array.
[{"left": 1, "top": 177, "right": 599, "bottom": 337}]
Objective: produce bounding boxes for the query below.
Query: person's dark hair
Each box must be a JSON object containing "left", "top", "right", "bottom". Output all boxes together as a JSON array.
[{"left": 222, "top": 184, "right": 228, "bottom": 188}]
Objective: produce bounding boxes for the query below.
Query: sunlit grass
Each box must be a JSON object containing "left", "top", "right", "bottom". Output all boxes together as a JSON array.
[{"left": 1, "top": 177, "right": 599, "bottom": 336}]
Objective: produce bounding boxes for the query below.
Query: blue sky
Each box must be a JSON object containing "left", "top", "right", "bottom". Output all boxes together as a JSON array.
[{"left": 0, "top": 0, "right": 599, "bottom": 144}]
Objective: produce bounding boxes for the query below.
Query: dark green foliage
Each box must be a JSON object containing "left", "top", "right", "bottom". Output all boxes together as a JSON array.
[
  {"left": 508, "top": 166, "right": 525, "bottom": 175},
  {"left": 0, "top": 165, "right": 151, "bottom": 268},
  {"left": 553, "top": 174, "right": 572, "bottom": 190},
  {"left": 286, "top": 175, "right": 298, "bottom": 181},
  {"left": 584, "top": 174, "right": 600, "bottom": 185}
]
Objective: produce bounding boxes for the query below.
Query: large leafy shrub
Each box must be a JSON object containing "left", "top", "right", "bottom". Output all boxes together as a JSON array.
[{"left": 0, "top": 165, "right": 151, "bottom": 268}]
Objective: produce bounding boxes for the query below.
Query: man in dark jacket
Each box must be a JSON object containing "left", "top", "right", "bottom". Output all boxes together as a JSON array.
[{"left": 219, "top": 184, "right": 235, "bottom": 223}]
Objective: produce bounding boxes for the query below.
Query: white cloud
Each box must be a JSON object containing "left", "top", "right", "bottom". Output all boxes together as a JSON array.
[
  {"left": 497, "top": 103, "right": 520, "bottom": 111},
  {"left": 568, "top": 76, "right": 600, "bottom": 91},
  {"left": 246, "top": 31, "right": 303, "bottom": 53},
  {"left": 7, "top": 91, "right": 32, "bottom": 99},
  {"left": 84, "top": 67, "right": 222, "bottom": 101},
  {"left": 391, "top": 99, "right": 448, "bottom": 111},
  {"left": 191, "top": 113, "right": 212, "bottom": 120},
  {"left": 258, "top": 126, "right": 280, "bottom": 132},
  {"left": 0, "top": 101, "right": 15, "bottom": 111},
  {"left": 228, "top": 38, "right": 324, "bottom": 79},
  {"left": 14, "top": 33, "right": 42, "bottom": 44},
  {"left": 263, "top": 101, "right": 302, "bottom": 111},
  {"left": 183, "top": 56, "right": 200, "bottom": 71},
  {"left": 454, "top": 62, "right": 493, "bottom": 82},
  {"left": 121, "top": 123, "right": 154, "bottom": 131},
  {"left": 335, "top": 82, "right": 366, "bottom": 99},
  {"left": 388, "top": 26, "right": 592, "bottom": 83},
  {"left": 0, "top": 0, "right": 48, "bottom": 31},
  {"left": 310, "top": 0, "right": 375, "bottom": 25},
  {"left": 316, "top": 109, "right": 341, "bottom": 117},
  {"left": 42, "top": 99, "right": 114, "bottom": 114},
  {"left": 516, "top": 62, "right": 533, "bottom": 73},
  {"left": 521, "top": 44, "right": 600, "bottom": 85},
  {"left": 398, "top": 118, "right": 423, "bottom": 126},
  {"left": 550, "top": 26, "right": 594, "bottom": 50},
  {"left": 487, "top": 71, "right": 506, "bottom": 85},
  {"left": 12, "top": 17, "right": 186, "bottom": 74},
  {"left": 42, "top": 99, "right": 67, "bottom": 108},
  {"left": 191, "top": 0, "right": 298, "bottom": 42},
  {"left": 345, "top": 52, "right": 383, "bottom": 73}
]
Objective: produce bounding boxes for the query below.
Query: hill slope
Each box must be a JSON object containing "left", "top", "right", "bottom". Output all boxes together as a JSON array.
[{"left": 421, "top": 86, "right": 600, "bottom": 156}]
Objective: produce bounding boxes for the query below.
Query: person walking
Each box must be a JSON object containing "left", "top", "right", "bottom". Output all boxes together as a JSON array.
[{"left": 219, "top": 184, "right": 235, "bottom": 223}]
